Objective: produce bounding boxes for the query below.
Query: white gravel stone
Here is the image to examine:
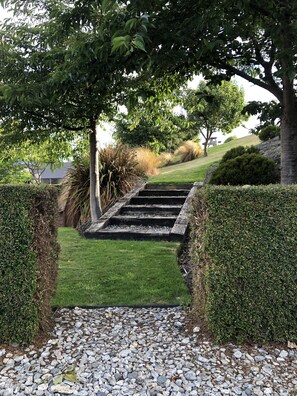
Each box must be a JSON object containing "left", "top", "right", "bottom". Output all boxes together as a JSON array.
[{"left": 0, "top": 307, "right": 296, "bottom": 396}]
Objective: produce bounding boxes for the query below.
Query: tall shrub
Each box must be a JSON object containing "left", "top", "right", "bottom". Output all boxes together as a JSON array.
[
  {"left": 0, "top": 186, "right": 59, "bottom": 344},
  {"left": 190, "top": 186, "right": 297, "bottom": 343}
]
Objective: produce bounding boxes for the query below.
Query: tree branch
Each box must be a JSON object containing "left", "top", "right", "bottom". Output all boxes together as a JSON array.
[
  {"left": 24, "top": 110, "right": 89, "bottom": 131},
  {"left": 224, "top": 64, "right": 283, "bottom": 103}
]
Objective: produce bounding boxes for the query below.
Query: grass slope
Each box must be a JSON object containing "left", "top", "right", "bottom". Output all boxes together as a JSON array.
[
  {"left": 53, "top": 228, "right": 191, "bottom": 307},
  {"left": 150, "top": 135, "right": 260, "bottom": 183}
]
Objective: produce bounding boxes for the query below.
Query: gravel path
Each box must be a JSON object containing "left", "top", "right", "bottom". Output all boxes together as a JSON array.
[{"left": 0, "top": 307, "right": 296, "bottom": 396}]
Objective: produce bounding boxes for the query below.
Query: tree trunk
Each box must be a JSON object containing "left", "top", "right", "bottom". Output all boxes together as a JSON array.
[
  {"left": 280, "top": 83, "right": 297, "bottom": 184},
  {"left": 203, "top": 141, "right": 208, "bottom": 157},
  {"left": 279, "top": 12, "right": 297, "bottom": 184},
  {"left": 89, "top": 120, "right": 102, "bottom": 222}
]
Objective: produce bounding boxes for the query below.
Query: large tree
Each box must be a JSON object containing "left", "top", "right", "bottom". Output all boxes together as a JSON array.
[
  {"left": 117, "top": 0, "right": 297, "bottom": 183},
  {"left": 183, "top": 80, "right": 246, "bottom": 156},
  {"left": 0, "top": 0, "right": 151, "bottom": 221}
]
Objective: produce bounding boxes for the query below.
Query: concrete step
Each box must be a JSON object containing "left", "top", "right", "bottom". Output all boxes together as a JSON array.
[
  {"left": 138, "top": 189, "right": 189, "bottom": 197},
  {"left": 84, "top": 226, "right": 183, "bottom": 242},
  {"left": 120, "top": 205, "right": 182, "bottom": 215},
  {"left": 109, "top": 216, "right": 177, "bottom": 227},
  {"left": 145, "top": 183, "right": 193, "bottom": 190},
  {"left": 129, "top": 196, "right": 187, "bottom": 205}
]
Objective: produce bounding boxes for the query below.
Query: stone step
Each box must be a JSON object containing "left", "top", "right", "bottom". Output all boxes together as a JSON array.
[
  {"left": 145, "top": 183, "right": 193, "bottom": 190},
  {"left": 129, "top": 196, "right": 187, "bottom": 205},
  {"left": 84, "top": 226, "right": 183, "bottom": 242},
  {"left": 109, "top": 216, "right": 177, "bottom": 227},
  {"left": 120, "top": 205, "right": 182, "bottom": 215},
  {"left": 138, "top": 189, "right": 189, "bottom": 197}
]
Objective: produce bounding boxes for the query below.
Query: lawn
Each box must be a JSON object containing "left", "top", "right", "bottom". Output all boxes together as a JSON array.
[
  {"left": 150, "top": 135, "right": 260, "bottom": 183},
  {"left": 52, "top": 227, "right": 191, "bottom": 307}
]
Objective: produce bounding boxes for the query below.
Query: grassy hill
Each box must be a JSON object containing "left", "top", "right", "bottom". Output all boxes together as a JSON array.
[{"left": 150, "top": 135, "right": 260, "bottom": 184}]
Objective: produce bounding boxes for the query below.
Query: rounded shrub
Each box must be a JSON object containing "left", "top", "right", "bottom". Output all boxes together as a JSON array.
[
  {"left": 258, "top": 125, "right": 280, "bottom": 142},
  {"left": 224, "top": 135, "right": 237, "bottom": 144},
  {"left": 221, "top": 145, "right": 260, "bottom": 163},
  {"left": 209, "top": 153, "right": 279, "bottom": 185}
]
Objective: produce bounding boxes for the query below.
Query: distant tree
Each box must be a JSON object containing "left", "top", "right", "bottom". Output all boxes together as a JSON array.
[
  {"left": 0, "top": 131, "right": 72, "bottom": 183},
  {"left": 182, "top": 81, "right": 247, "bottom": 156},
  {"left": 115, "top": 108, "right": 196, "bottom": 153}
]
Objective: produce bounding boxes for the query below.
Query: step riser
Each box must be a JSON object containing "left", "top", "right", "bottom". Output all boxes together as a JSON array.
[
  {"left": 145, "top": 183, "right": 193, "bottom": 190},
  {"left": 84, "top": 231, "right": 183, "bottom": 242},
  {"left": 130, "top": 197, "right": 186, "bottom": 205},
  {"left": 109, "top": 217, "right": 176, "bottom": 227},
  {"left": 120, "top": 206, "right": 181, "bottom": 216},
  {"left": 138, "top": 190, "right": 189, "bottom": 197}
]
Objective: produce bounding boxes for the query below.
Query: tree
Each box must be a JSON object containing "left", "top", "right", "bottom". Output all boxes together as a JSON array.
[
  {"left": 0, "top": 0, "right": 152, "bottom": 222},
  {"left": 182, "top": 80, "right": 246, "bottom": 156},
  {"left": 114, "top": 94, "right": 196, "bottom": 153},
  {"left": 151, "top": 0, "right": 297, "bottom": 183},
  {"left": 0, "top": 126, "right": 72, "bottom": 183},
  {"left": 244, "top": 101, "right": 281, "bottom": 135}
]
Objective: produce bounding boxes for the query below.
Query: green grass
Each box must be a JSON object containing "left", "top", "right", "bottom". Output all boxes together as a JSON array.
[
  {"left": 52, "top": 228, "right": 191, "bottom": 307},
  {"left": 151, "top": 135, "right": 260, "bottom": 183}
]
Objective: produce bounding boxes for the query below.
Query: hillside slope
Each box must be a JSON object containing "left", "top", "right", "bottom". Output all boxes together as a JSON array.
[{"left": 150, "top": 135, "right": 260, "bottom": 183}]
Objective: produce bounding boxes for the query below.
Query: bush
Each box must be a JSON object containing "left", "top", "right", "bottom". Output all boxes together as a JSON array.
[
  {"left": 224, "top": 135, "right": 237, "bottom": 144},
  {"left": 135, "top": 147, "right": 160, "bottom": 176},
  {"left": 221, "top": 145, "right": 260, "bottom": 163},
  {"left": 0, "top": 185, "right": 59, "bottom": 344},
  {"left": 190, "top": 186, "right": 297, "bottom": 343},
  {"left": 258, "top": 125, "right": 280, "bottom": 142},
  {"left": 209, "top": 153, "right": 279, "bottom": 185},
  {"left": 174, "top": 140, "right": 202, "bottom": 162},
  {"left": 63, "top": 145, "right": 144, "bottom": 227}
]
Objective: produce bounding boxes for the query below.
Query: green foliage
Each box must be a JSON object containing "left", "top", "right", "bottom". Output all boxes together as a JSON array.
[
  {"left": 209, "top": 153, "right": 279, "bottom": 186},
  {"left": 114, "top": 98, "right": 195, "bottom": 154},
  {"left": 63, "top": 145, "right": 144, "bottom": 227},
  {"left": 0, "top": 185, "right": 59, "bottom": 343},
  {"left": 0, "top": 134, "right": 72, "bottom": 184},
  {"left": 0, "top": 159, "right": 32, "bottom": 184},
  {"left": 221, "top": 145, "right": 260, "bottom": 163},
  {"left": 258, "top": 125, "right": 281, "bottom": 142},
  {"left": 190, "top": 186, "right": 297, "bottom": 343},
  {"left": 244, "top": 101, "right": 281, "bottom": 135},
  {"left": 183, "top": 80, "right": 247, "bottom": 155}
]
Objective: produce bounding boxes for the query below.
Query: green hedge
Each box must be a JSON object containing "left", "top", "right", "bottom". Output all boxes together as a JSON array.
[
  {"left": 0, "top": 185, "right": 59, "bottom": 344},
  {"left": 190, "top": 185, "right": 297, "bottom": 343}
]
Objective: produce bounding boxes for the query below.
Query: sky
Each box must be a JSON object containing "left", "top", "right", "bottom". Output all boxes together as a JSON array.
[{"left": 0, "top": 6, "right": 276, "bottom": 146}]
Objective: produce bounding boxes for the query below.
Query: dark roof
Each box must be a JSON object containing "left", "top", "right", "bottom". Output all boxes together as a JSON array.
[{"left": 41, "top": 162, "right": 73, "bottom": 179}]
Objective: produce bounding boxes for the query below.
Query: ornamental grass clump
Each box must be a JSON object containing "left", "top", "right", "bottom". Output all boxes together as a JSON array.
[
  {"left": 158, "top": 152, "right": 174, "bottom": 167},
  {"left": 62, "top": 144, "right": 144, "bottom": 227},
  {"left": 135, "top": 147, "right": 160, "bottom": 176},
  {"left": 174, "top": 141, "right": 202, "bottom": 162}
]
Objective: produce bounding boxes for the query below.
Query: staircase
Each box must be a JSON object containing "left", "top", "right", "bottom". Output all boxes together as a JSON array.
[{"left": 84, "top": 183, "right": 201, "bottom": 242}]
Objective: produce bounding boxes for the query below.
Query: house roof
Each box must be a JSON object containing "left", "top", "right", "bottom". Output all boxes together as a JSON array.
[{"left": 41, "top": 162, "right": 73, "bottom": 179}]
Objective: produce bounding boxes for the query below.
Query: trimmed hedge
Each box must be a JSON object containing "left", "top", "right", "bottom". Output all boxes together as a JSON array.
[
  {"left": 0, "top": 185, "right": 59, "bottom": 344},
  {"left": 190, "top": 186, "right": 297, "bottom": 343}
]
